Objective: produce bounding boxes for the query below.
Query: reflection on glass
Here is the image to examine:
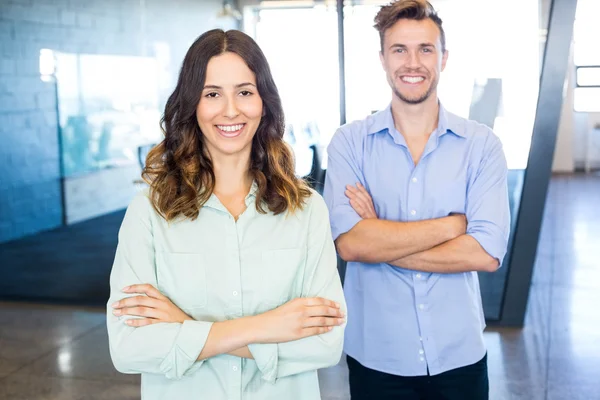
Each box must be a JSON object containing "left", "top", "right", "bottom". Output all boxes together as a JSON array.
[
  {"left": 243, "top": 2, "right": 339, "bottom": 178},
  {"left": 39, "top": 48, "right": 55, "bottom": 82},
  {"left": 55, "top": 53, "right": 163, "bottom": 177},
  {"left": 54, "top": 53, "right": 166, "bottom": 225}
]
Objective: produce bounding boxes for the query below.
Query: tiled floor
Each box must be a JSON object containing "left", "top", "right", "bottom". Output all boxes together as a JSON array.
[{"left": 0, "top": 174, "right": 599, "bottom": 399}]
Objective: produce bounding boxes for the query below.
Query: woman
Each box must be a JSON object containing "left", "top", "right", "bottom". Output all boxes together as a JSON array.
[{"left": 106, "top": 29, "right": 346, "bottom": 400}]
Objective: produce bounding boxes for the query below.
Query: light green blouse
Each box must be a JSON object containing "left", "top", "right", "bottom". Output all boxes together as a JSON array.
[{"left": 106, "top": 184, "right": 347, "bottom": 400}]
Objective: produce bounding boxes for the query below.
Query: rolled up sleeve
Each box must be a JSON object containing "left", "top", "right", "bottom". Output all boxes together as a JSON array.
[
  {"left": 323, "top": 129, "right": 364, "bottom": 241},
  {"left": 107, "top": 192, "right": 212, "bottom": 380},
  {"left": 247, "top": 343, "right": 279, "bottom": 382},
  {"left": 248, "top": 194, "right": 347, "bottom": 382},
  {"left": 466, "top": 134, "right": 511, "bottom": 265}
]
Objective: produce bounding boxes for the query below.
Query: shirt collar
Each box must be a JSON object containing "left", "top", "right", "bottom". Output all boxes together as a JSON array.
[
  {"left": 203, "top": 180, "right": 258, "bottom": 212},
  {"left": 247, "top": 180, "right": 258, "bottom": 198},
  {"left": 439, "top": 105, "right": 466, "bottom": 138},
  {"left": 368, "top": 102, "right": 467, "bottom": 140},
  {"left": 245, "top": 181, "right": 258, "bottom": 206}
]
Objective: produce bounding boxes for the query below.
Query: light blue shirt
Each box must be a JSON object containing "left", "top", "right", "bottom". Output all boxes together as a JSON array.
[
  {"left": 323, "top": 103, "right": 510, "bottom": 376},
  {"left": 107, "top": 185, "right": 346, "bottom": 399}
]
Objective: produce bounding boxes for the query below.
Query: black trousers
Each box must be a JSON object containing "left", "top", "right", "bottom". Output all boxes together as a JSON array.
[{"left": 347, "top": 354, "right": 489, "bottom": 400}]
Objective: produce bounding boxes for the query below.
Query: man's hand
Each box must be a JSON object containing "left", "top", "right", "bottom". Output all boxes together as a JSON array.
[
  {"left": 345, "top": 182, "right": 377, "bottom": 219},
  {"left": 111, "top": 284, "right": 193, "bottom": 327}
]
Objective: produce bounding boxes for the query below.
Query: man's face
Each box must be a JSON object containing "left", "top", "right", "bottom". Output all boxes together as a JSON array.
[{"left": 380, "top": 18, "right": 448, "bottom": 105}]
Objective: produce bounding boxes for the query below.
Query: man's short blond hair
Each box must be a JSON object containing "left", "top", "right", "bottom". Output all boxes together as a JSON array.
[{"left": 374, "top": 0, "right": 446, "bottom": 53}]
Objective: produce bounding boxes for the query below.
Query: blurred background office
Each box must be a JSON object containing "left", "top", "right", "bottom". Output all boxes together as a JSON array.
[{"left": 0, "top": 0, "right": 598, "bottom": 398}]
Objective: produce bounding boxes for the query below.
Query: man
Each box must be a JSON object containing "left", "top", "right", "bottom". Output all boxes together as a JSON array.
[{"left": 323, "top": 1, "right": 510, "bottom": 399}]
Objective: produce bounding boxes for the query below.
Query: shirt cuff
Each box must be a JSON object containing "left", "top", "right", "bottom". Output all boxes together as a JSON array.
[
  {"left": 331, "top": 208, "right": 362, "bottom": 241},
  {"left": 159, "top": 319, "right": 213, "bottom": 380},
  {"left": 468, "top": 228, "right": 507, "bottom": 265},
  {"left": 248, "top": 343, "right": 279, "bottom": 383}
]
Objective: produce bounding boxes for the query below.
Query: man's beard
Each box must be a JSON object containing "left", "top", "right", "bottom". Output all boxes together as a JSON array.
[{"left": 392, "top": 75, "right": 438, "bottom": 105}]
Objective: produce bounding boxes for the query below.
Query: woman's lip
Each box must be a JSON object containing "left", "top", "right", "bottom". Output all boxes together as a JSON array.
[{"left": 215, "top": 123, "right": 246, "bottom": 138}]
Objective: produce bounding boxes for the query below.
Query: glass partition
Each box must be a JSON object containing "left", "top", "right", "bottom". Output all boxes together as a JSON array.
[
  {"left": 244, "top": 0, "right": 554, "bottom": 321},
  {"left": 54, "top": 53, "right": 164, "bottom": 224},
  {"left": 344, "top": 0, "right": 551, "bottom": 321},
  {"left": 243, "top": 1, "right": 340, "bottom": 178}
]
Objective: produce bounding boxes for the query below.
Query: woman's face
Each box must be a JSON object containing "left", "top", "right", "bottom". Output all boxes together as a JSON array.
[{"left": 196, "top": 51, "right": 264, "bottom": 160}]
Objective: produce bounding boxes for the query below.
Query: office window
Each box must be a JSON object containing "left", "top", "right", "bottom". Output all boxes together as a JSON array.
[
  {"left": 574, "top": 88, "right": 600, "bottom": 113},
  {"left": 576, "top": 67, "right": 600, "bottom": 87},
  {"left": 573, "top": 0, "right": 600, "bottom": 111}
]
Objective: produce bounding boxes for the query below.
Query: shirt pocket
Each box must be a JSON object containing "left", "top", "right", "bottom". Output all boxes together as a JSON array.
[
  {"left": 423, "top": 175, "right": 467, "bottom": 218},
  {"left": 260, "top": 248, "right": 304, "bottom": 307},
  {"left": 424, "top": 158, "right": 469, "bottom": 217},
  {"left": 155, "top": 251, "right": 207, "bottom": 311}
]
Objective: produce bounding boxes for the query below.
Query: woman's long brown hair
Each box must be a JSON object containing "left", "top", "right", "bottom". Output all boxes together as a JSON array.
[{"left": 142, "top": 29, "right": 311, "bottom": 221}]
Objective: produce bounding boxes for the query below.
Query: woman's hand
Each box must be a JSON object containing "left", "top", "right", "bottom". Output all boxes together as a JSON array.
[
  {"left": 252, "top": 297, "right": 345, "bottom": 344},
  {"left": 111, "top": 284, "right": 193, "bottom": 327}
]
